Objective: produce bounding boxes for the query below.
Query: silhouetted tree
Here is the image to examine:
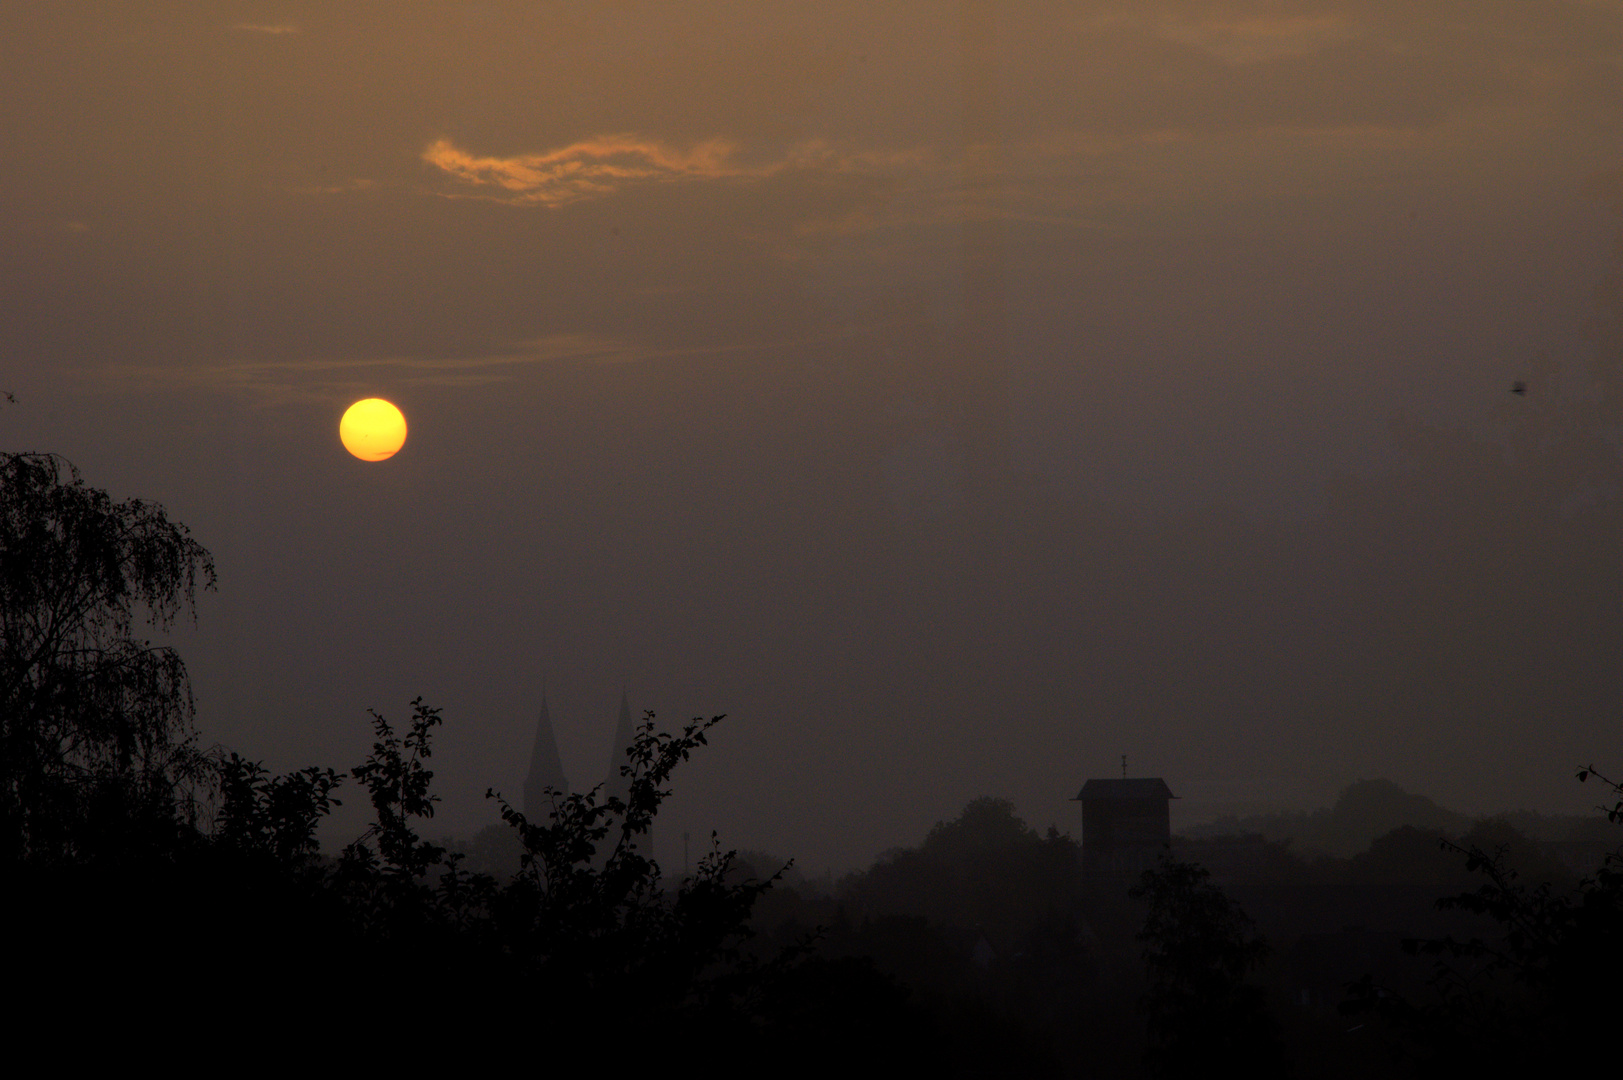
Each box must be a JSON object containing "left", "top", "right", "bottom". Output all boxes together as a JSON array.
[
  {"left": 348, "top": 699, "right": 445, "bottom": 872},
  {"left": 1132, "top": 857, "right": 1284, "bottom": 1077},
  {"left": 1346, "top": 767, "right": 1623, "bottom": 1071},
  {"left": 490, "top": 712, "right": 788, "bottom": 1011},
  {"left": 213, "top": 751, "right": 343, "bottom": 866},
  {"left": 0, "top": 452, "right": 215, "bottom": 862},
  {"left": 204, "top": 703, "right": 792, "bottom": 1033},
  {"left": 839, "top": 796, "right": 1082, "bottom": 955},
  {"left": 0, "top": 453, "right": 911, "bottom": 1066},
  {"left": 1582, "top": 762, "right": 1623, "bottom": 825}
]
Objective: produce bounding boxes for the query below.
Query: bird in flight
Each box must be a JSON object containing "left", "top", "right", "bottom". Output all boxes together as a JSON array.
[{"left": 1510, "top": 381, "right": 1527, "bottom": 395}]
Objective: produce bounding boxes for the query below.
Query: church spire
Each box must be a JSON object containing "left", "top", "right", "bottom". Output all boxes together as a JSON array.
[
  {"left": 522, "top": 686, "right": 568, "bottom": 818},
  {"left": 604, "top": 690, "right": 637, "bottom": 804},
  {"left": 603, "top": 690, "right": 648, "bottom": 854}
]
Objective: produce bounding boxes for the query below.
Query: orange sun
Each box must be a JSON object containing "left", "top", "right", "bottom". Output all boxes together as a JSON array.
[{"left": 339, "top": 398, "right": 408, "bottom": 462}]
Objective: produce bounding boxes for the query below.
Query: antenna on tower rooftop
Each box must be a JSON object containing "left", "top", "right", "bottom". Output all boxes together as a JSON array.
[{"left": 1121, "top": 754, "right": 1128, "bottom": 779}]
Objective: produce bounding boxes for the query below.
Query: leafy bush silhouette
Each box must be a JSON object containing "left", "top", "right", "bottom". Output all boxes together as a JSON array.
[
  {"left": 490, "top": 711, "right": 781, "bottom": 1006},
  {"left": 1344, "top": 765, "right": 1623, "bottom": 1070},
  {"left": 201, "top": 697, "right": 803, "bottom": 1047},
  {"left": 1131, "top": 857, "right": 1285, "bottom": 1077}
]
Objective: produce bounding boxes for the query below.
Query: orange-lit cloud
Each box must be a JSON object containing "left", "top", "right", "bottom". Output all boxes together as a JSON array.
[
  {"left": 232, "top": 23, "right": 299, "bottom": 35},
  {"left": 423, "top": 135, "right": 931, "bottom": 209},
  {"left": 423, "top": 136, "right": 750, "bottom": 207}
]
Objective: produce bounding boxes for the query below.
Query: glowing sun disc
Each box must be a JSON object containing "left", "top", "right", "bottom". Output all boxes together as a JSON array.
[{"left": 339, "top": 398, "right": 408, "bottom": 462}]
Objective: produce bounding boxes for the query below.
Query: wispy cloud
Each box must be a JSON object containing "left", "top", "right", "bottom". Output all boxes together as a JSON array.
[
  {"left": 423, "top": 136, "right": 750, "bottom": 207},
  {"left": 1079, "top": 7, "right": 1360, "bottom": 64},
  {"left": 79, "top": 319, "right": 937, "bottom": 404},
  {"left": 231, "top": 23, "right": 300, "bottom": 36},
  {"left": 286, "top": 178, "right": 377, "bottom": 196},
  {"left": 422, "top": 135, "right": 931, "bottom": 209},
  {"left": 1153, "top": 14, "right": 1358, "bottom": 64},
  {"left": 81, "top": 334, "right": 641, "bottom": 404},
  {"left": 7, "top": 218, "right": 92, "bottom": 237}
]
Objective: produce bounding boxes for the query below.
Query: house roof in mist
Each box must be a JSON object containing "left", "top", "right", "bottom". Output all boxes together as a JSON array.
[{"left": 1074, "top": 779, "right": 1176, "bottom": 801}]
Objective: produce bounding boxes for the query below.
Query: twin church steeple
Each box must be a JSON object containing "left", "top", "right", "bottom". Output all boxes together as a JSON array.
[
  {"left": 521, "top": 687, "right": 569, "bottom": 818},
  {"left": 521, "top": 687, "right": 642, "bottom": 820}
]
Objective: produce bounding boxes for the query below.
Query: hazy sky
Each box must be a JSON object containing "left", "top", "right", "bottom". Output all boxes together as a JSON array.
[{"left": 6, "top": 2, "right": 1623, "bottom": 871}]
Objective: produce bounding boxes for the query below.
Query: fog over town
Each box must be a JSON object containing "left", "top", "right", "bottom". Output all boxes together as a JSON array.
[{"left": 6, "top": 1, "right": 1621, "bottom": 877}]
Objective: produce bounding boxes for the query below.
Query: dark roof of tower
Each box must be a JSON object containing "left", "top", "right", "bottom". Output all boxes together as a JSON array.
[{"left": 1072, "top": 778, "right": 1176, "bottom": 801}]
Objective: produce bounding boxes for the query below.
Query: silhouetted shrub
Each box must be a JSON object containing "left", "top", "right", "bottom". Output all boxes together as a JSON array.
[{"left": 1132, "top": 857, "right": 1285, "bottom": 1077}]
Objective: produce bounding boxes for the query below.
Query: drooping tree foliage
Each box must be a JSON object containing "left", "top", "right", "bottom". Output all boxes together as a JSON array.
[{"left": 0, "top": 451, "right": 216, "bottom": 861}]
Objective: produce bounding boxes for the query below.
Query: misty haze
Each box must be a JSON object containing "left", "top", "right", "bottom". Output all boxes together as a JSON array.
[{"left": 5, "top": 2, "right": 1621, "bottom": 1074}]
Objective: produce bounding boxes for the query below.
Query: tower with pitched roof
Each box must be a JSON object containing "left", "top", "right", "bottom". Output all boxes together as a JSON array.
[{"left": 1073, "top": 776, "right": 1175, "bottom": 881}]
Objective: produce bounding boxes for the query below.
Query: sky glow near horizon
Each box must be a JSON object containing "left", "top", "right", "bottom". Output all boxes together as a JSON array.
[{"left": 4, "top": 2, "right": 1623, "bottom": 870}]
